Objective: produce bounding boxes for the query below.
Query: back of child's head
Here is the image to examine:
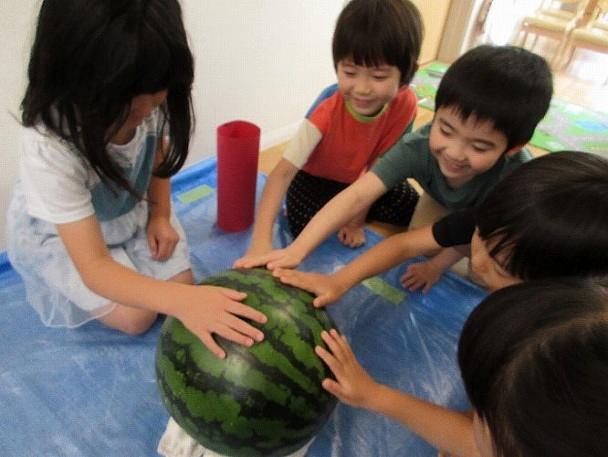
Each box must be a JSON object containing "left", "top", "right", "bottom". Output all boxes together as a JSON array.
[
  {"left": 22, "top": 0, "right": 194, "bottom": 190},
  {"left": 459, "top": 278, "right": 608, "bottom": 457},
  {"left": 435, "top": 45, "right": 553, "bottom": 150},
  {"left": 332, "top": 0, "right": 423, "bottom": 85},
  {"left": 476, "top": 151, "right": 608, "bottom": 281}
]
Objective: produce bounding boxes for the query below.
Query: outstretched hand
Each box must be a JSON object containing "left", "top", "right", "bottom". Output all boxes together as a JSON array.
[
  {"left": 233, "top": 247, "right": 304, "bottom": 270},
  {"left": 175, "top": 285, "right": 267, "bottom": 359},
  {"left": 273, "top": 268, "right": 346, "bottom": 307},
  {"left": 315, "top": 329, "right": 379, "bottom": 408},
  {"left": 400, "top": 261, "right": 442, "bottom": 293}
]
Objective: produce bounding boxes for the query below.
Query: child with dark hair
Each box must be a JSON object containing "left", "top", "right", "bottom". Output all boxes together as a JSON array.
[
  {"left": 237, "top": 45, "right": 554, "bottom": 279},
  {"left": 317, "top": 278, "right": 608, "bottom": 457},
  {"left": 6, "top": 0, "right": 266, "bottom": 358},
  {"left": 273, "top": 151, "right": 608, "bottom": 304},
  {"left": 235, "top": 0, "right": 423, "bottom": 266},
  {"left": 472, "top": 150, "right": 608, "bottom": 284}
]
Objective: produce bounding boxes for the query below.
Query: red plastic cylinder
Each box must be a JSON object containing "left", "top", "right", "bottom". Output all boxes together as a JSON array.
[{"left": 216, "top": 120, "right": 260, "bottom": 232}]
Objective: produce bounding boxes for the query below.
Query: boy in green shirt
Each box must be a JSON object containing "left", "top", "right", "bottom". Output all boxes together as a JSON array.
[{"left": 236, "top": 45, "right": 553, "bottom": 279}]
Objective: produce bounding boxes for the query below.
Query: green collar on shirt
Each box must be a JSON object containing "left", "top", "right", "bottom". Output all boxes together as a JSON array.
[{"left": 345, "top": 99, "right": 388, "bottom": 123}]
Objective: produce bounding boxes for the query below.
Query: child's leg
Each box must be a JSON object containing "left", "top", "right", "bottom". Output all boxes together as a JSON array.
[
  {"left": 97, "top": 269, "right": 193, "bottom": 335},
  {"left": 367, "top": 179, "right": 420, "bottom": 227},
  {"left": 286, "top": 171, "right": 383, "bottom": 247},
  {"left": 337, "top": 180, "right": 419, "bottom": 246},
  {"left": 285, "top": 170, "right": 347, "bottom": 237},
  {"left": 96, "top": 304, "right": 158, "bottom": 335},
  {"left": 408, "top": 194, "right": 475, "bottom": 279},
  {"left": 407, "top": 191, "right": 449, "bottom": 230}
]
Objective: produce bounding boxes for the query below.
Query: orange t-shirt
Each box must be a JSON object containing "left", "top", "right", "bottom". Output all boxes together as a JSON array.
[{"left": 301, "top": 85, "right": 417, "bottom": 183}]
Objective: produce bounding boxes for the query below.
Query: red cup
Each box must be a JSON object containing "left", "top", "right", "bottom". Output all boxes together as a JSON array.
[{"left": 216, "top": 120, "right": 260, "bottom": 232}]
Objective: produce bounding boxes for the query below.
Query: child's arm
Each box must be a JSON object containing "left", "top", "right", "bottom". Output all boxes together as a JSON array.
[
  {"left": 234, "top": 158, "right": 299, "bottom": 264},
  {"left": 239, "top": 171, "right": 389, "bottom": 270},
  {"left": 147, "top": 174, "right": 179, "bottom": 261},
  {"left": 401, "top": 247, "right": 465, "bottom": 293},
  {"left": 317, "top": 329, "right": 480, "bottom": 457},
  {"left": 57, "top": 216, "right": 267, "bottom": 359},
  {"left": 147, "top": 139, "right": 179, "bottom": 260},
  {"left": 274, "top": 224, "right": 441, "bottom": 307}
]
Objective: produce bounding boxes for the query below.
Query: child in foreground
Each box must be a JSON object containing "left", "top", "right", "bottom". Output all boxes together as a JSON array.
[
  {"left": 274, "top": 151, "right": 608, "bottom": 302},
  {"left": 6, "top": 0, "right": 265, "bottom": 359},
  {"left": 317, "top": 278, "right": 608, "bottom": 457},
  {"left": 237, "top": 44, "right": 553, "bottom": 278},
  {"left": 236, "top": 0, "right": 422, "bottom": 264}
]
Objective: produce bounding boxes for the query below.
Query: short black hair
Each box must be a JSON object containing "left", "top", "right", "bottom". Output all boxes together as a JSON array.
[
  {"left": 332, "top": 0, "right": 423, "bottom": 85},
  {"left": 476, "top": 151, "right": 608, "bottom": 280},
  {"left": 22, "top": 0, "right": 194, "bottom": 193},
  {"left": 459, "top": 278, "right": 608, "bottom": 457},
  {"left": 435, "top": 45, "right": 553, "bottom": 150}
]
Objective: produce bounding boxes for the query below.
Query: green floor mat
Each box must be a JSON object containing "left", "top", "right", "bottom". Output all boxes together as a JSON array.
[{"left": 411, "top": 63, "right": 608, "bottom": 154}]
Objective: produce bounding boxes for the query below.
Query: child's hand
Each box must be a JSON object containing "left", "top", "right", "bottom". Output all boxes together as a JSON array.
[
  {"left": 315, "top": 329, "right": 379, "bottom": 408},
  {"left": 337, "top": 224, "right": 366, "bottom": 248},
  {"left": 233, "top": 247, "right": 303, "bottom": 270},
  {"left": 273, "top": 268, "right": 346, "bottom": 307},
  {"left": 233, "top": 241, "right": 273, "bottom": 268},
  {"left": 147, "top": 215, "right": 180, "bottom": 261},
  {"left": 400, "top": 261, "right": 442, "bottom": 293},
  {"left": 175, "top": 285, "right": 267, "bottom": 359}
]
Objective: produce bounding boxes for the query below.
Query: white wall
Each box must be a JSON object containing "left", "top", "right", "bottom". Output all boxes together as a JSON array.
[
  {"left": 0, "top": 1, "right": 38, "bottom": 252},
  {"left": 0, "top": 0, "right": 343, "bottom": 251}
]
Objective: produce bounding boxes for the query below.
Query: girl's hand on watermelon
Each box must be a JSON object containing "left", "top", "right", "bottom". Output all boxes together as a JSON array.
[
  {"left": 176, "top": 285, "right": 267, "bottom": 359},
  {"left": 273, "top": 269, "right": 346, "bottom": 307},
  {"left": 315, "top": 329, "right": 379, "bottom": 408}
]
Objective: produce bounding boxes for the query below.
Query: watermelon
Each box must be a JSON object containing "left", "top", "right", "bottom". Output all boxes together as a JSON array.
[{"left": 155, "top": 268, "right": 337, "bottom": 457}]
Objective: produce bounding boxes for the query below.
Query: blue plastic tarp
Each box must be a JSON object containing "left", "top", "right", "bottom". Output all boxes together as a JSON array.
[{"left": 0, "top": 158, "right": 486, "bottom": 456}]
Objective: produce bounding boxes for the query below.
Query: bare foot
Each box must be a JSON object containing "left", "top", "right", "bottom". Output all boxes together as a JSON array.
[{"left": 337, "top": 224, "right": 366, "bottom": 248}]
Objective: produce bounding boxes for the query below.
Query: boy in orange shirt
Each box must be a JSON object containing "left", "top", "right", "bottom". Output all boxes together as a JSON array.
[{"left": 236, "top": 0, "right": 422, "bottom": 266}]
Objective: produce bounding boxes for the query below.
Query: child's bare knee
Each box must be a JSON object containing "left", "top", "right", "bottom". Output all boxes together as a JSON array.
[
  {"left": 119, "top": 314, "right": 157, "bottom": 335},
  {"left": 98, "top": 306, "right": 157, "bottom": 335}
]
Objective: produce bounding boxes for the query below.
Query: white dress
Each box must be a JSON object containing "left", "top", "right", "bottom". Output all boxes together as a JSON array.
[{"left": 6, "top": 109, "right": 191, "bottom": 327}]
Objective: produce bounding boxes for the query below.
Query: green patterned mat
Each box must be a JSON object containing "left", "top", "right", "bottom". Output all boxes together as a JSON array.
[{"left": 412, "top": 62, "right": 608, "bottom": 154}]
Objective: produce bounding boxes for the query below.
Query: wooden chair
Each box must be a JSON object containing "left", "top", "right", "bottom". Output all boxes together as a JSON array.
[
  {"left": 561, "top": 0, "right": 608, "bottom": 81},
  {"left": 517, "top": 0, "right": 589, "bottom": 63}
]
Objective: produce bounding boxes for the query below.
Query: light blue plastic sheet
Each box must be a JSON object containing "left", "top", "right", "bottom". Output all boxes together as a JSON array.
[{"left": 0, "top": 158, "right": 486, "bottom": 456}]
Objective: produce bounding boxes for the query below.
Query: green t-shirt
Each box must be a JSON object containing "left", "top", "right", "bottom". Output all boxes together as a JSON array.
[{"left": 372, "top": 123, "right": 533, "bottom": 210}]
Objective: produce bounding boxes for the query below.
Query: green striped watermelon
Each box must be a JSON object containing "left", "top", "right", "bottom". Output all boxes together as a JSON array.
[{"left": 155, "top": 268, "right": 337, "bottom": 457}]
